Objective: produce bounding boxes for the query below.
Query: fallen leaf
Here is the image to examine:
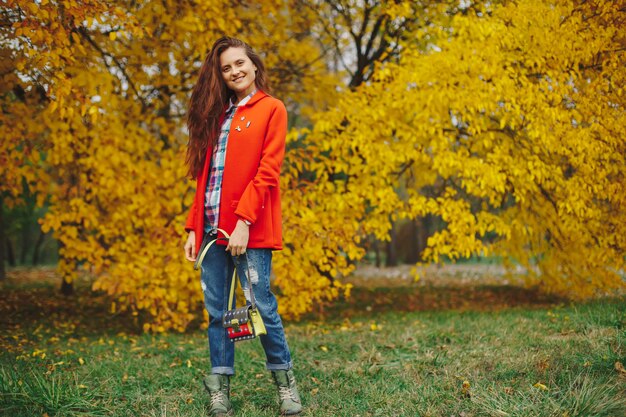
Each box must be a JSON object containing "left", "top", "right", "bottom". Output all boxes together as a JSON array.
[
  {"left": 461, "top": 380, "right": 471, "bottom": 398},
  {"left": 533, "top": 382, "right": 548, "bottom": 391},
  {"left": 615, "top": 361, "right": 626, "bottom": 376}
]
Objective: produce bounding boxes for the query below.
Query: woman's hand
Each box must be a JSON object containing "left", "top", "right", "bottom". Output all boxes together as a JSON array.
[
  {"left": 184, "top": 231, "right": 197, "bottom": 262},
  {"left": 226, "top": 220, "right": 250, "bottom": 256}
]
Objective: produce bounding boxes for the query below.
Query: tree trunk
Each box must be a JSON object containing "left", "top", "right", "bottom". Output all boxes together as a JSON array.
[
  {"left": 6, "top": 238, "right": 16, "bottom": 267},
  {"left": 61, "top": 277, "right": 74, "bottom": 296},
  {"left": 416, "top": 215, "right": 432, "bottom": 262},
  {"left": 58, "top": 241, "right": 74, "bottom": 295},
  {"left": 0, "top": 199, "right": 5, "bottom": 280},
  {"left": 406, "top": 219, "right": 421, "bottom": 264},
  {"left": 385, "top": 223, "right": 398, "bottom": 267},
  {"left": 32, "top": 229, "right": 46, "bottom": 265},
  {"left": 373, "top": 237, "right": 381, "bottom": 268}
]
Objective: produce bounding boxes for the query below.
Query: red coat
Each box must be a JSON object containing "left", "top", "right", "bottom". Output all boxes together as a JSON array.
[{"left": 185, "top": 90, "right": 286, "bottom": 250}]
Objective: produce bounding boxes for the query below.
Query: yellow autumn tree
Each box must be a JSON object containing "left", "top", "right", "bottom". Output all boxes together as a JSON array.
[
  {"left": 1, "top": 1, "right": 133, "bottom": 283},
  {"left": 273, "top": 0, "right": 459, "bottom": 317},
  {"left": 3, "top": 0, "right": 339, "bottom": 330},
  {"left": 280, "top": 0, "right": 626, "bottom": 316}
]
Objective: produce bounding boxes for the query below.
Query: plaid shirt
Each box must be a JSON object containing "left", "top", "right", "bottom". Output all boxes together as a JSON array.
[{"left": 204, "top": 90, "right": 257, "bottom": 232}]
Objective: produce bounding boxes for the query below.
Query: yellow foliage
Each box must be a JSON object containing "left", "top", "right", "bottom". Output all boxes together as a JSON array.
[
  {"left": 2, "top": 0, "right": 341, "bottom": 330},
  {"left": 284, "top": 0, "right": 626, "bottom": 303}
]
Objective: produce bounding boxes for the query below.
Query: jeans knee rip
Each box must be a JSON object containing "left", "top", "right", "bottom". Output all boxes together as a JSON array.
[
  {"left": 242, "top": 287, "right": 252, "bottom": 303},
  {"left": 247, "top": 262, "right": 259, "bottom": 284}
]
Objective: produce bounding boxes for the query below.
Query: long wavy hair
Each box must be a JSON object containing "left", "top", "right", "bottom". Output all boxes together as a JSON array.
[{"left": 185, "top": 36, "right": 271, "bottom": 179}]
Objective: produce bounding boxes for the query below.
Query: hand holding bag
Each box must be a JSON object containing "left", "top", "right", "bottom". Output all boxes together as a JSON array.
[{"left": 194, "top": 228, "right": 267, "bottom": 342}]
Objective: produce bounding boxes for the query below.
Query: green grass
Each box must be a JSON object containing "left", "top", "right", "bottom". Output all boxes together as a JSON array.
[{"left": 1, "top": 269, "right": 625, "bottom": 417}]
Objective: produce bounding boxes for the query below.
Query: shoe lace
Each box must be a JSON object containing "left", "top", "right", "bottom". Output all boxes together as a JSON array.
[
  {"left": 278, "top": 385, "right": 298, "bottom": 402},
  {"left": 210, "top": 390, "right": 227, "bottom": 405}
]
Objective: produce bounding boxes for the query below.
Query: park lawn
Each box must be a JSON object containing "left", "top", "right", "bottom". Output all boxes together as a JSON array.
[{"left": 1, "top": 269, "right": 625, "bottom": 417}]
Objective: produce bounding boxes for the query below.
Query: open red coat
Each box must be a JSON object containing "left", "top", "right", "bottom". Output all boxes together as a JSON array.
[{"left": 185, "top": 91, "right": 286, "bottom": 251}]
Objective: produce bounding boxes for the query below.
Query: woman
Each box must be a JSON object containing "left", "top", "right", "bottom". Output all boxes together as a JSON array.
[{"left": 183, "top": 36, "right": 302, "bottom": 416}]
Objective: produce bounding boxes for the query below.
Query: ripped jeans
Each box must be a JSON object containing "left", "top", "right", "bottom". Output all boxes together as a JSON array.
[{"left": 199, "top": 235, "right": 293, "bottom": 375}]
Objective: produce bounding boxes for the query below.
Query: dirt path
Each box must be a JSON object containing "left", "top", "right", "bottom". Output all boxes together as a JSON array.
[{"left": 347, "top": 263, "right": 528, "bottom": 288}]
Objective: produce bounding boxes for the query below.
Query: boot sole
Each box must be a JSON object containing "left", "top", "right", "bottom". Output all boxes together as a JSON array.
[{"left": 209, "top": 406, "right": 233, "bottom": 416}]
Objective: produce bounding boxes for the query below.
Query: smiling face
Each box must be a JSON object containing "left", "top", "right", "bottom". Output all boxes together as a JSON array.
[{"left": 219, "top": 47, "right": 257, "bottom": 102}]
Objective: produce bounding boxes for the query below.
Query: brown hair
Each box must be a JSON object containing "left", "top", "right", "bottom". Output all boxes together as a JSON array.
[{"left": 185, "top": 36, "right": 271, "bottom": 179}]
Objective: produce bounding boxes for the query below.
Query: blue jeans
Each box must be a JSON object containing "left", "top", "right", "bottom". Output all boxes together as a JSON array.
[{"left": 199, "top": 235, "right": 293, "bottom": 375}]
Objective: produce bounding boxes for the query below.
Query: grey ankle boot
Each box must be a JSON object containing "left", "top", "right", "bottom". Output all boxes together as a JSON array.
[
  {"left": 203, "top": 374, "right": 233, "bottom": 416},
  {"left": 272, "top": 370, "right": 302, "bottom": 415}
]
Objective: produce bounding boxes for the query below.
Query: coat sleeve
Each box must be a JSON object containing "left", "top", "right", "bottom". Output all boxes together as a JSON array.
[
  {"left": 234, "top": 101, "right": 287, "bottom": 224},
  {"left": 185, "top": 197, "right": 197, "bottom": 232}
]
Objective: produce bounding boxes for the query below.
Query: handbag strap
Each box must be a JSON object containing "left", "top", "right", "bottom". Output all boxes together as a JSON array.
[
  {"left": 193, "top": 228, "right": 258, "bottom": 311},
  {"left": 193, "top": 228, "right": 230, "bottom": 271},
  {"left": 226, "top": 251, "right": 257, "bottom": 311}
]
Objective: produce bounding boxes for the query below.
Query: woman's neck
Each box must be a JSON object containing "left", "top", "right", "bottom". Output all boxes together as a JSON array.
[{"left": 234, "top": 87, "right": 256, "bottom": 104}]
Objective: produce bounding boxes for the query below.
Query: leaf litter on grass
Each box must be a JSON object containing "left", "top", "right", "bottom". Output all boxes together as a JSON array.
[{"left": 1, "top": 267, "right": 625, "bottom": 417}]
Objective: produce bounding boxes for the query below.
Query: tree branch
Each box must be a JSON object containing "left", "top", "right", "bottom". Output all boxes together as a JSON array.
[{"left": 76, "top": 26, "right": 147, "bottom": 110}]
